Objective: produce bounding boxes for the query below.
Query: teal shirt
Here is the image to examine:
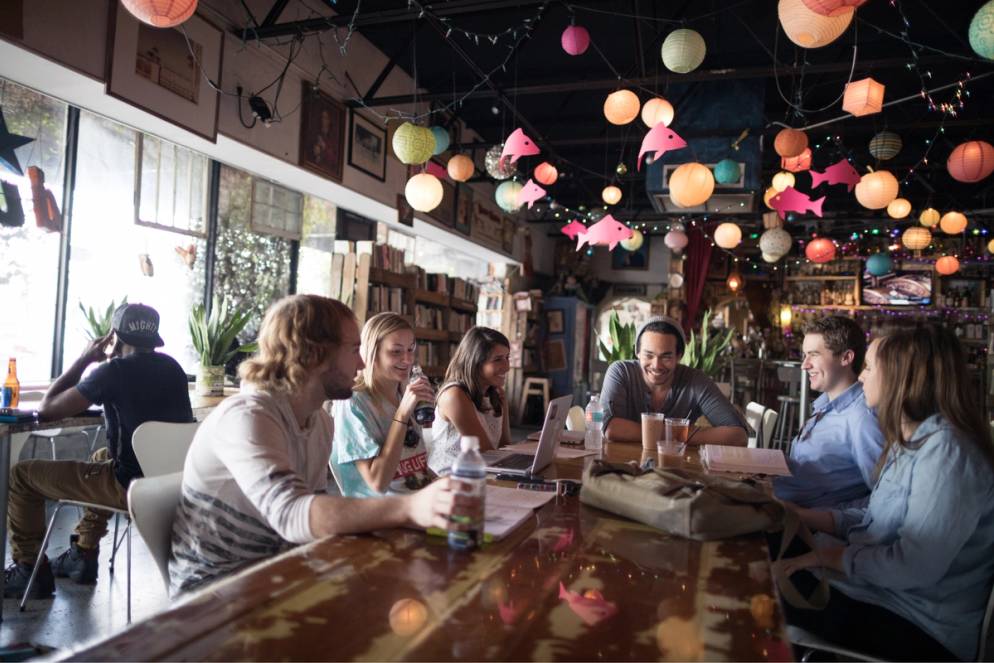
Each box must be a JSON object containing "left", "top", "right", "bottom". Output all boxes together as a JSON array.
[{"left": 330, "top": 390, "right": 434, "bottom": 498}]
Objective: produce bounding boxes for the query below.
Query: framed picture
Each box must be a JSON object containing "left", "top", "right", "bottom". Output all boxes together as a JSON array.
[
  {"left": 429, "top": 177, "right": 456, "bottom": 228},
  {"left": 396, "top": 194, "right": 414, "bottom": 227},
  {"left": 299, "top": 84, "right": 346, "bottom": 182},
  {"left": 472, "top": 201, "right": 504, "bottom": 246},
  {"left": 455, "top": 186, "right": 473, "bottom": 236},
  {"left": 546, "top": 309, "right": 564, "bottom": 334},
  {"left": 348, "top": 111, "right": 386, "bottom": 181},
  {"left": 544, "top": 340, "right": 567, "bottom": 372},
  {"left": 107, "top": 7, "right": 223, "bottom": 141},
  {"left": 706, "top": 250, "right": 729, "bottom": 280},
  {"left": 612, "top": 238, "right": 650, "bottom": 270}
]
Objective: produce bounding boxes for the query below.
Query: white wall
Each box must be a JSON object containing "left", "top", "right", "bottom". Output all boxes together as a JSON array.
[{"left": 591, "top": 235, "right": 670, "bottom": 285}]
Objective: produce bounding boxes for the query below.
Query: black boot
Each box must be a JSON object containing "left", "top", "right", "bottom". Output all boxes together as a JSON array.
[
  {"left": 3, "top": 558, "right": 55, "bottom": 599},
  {"left": 51, "top": 535, "right": 98, "bottom": 584}
]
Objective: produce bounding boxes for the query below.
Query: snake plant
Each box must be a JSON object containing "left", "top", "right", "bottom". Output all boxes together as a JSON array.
[
  {"left": 596, "top": 311, "right": 637, "bottom": 362},
  {"left": 680, "top": 309, "right": 734, "bottom": 379},
  {"left": 189, "top": 298, "right": 258, "bottom": 367},
  {"left": 79, "top": 297, "right": 127, "bottom": 340}
]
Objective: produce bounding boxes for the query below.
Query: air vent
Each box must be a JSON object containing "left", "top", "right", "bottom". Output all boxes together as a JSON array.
[{"left": 651, "top": 162, "right": 755, "bottom": 214}]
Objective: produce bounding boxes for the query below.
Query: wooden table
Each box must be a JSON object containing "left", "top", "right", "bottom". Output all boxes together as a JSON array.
[{"left": 63, "top": 443, "right": 791, "bottom": 662}]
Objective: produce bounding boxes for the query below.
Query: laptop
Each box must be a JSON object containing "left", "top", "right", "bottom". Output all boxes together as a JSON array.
[{"left": 482, "top": 395, "right": 572, "bottom": 476}]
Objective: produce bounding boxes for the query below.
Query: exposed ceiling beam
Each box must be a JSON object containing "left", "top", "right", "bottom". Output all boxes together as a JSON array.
[{"left": 259, "top": 0, "right": 291, "bottom": 28}]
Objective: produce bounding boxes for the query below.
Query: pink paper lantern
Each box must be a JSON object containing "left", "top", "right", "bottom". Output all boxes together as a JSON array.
[
  {"left": 843, "top": 78, "right": 885, "bottom": 117},
  {"left": 121, "top": 0, "right": 198, "bottom": 27},
  {"left": 947, "top": 141, "right": 994, "bottom": 183},
  {"left": 805, "top": 238, "right": 836, "bottom": 263},
  {"left": 801, "top": 0, "right": 868, "bottom": 16},
  {"left": 561, "top": 25, "right": 590, "bottom": 56},
  {"left": 534, "top": 162, "right": 558, "bottom": 186}
]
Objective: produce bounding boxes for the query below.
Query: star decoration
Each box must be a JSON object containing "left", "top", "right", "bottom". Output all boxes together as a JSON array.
[{"left": 0, "top": 107, "right": 35, "bottom": 176}]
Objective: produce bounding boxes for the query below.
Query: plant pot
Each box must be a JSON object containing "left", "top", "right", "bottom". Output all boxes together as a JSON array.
[{"left": 196, "top": 365, "right": 225, "bottom": 397}]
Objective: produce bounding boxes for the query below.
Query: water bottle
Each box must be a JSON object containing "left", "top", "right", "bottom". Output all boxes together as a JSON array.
[
  {"left": 584, "top": 393, "right": 604, "bottom": 451},
  {"left": 448, "top": 436, "right": 486, "bottom": 551},
  {"left": 409, "top": 365, "right": 435, "bottom": 427}
]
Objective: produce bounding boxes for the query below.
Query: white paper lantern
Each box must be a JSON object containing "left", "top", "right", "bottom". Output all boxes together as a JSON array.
[
  {"left": 759, "top": 228, "right": 792, "bottom": 258},
  {"left": 778, "top": 0, "right": 853, "bottom": 48},
  {"left": 495, "top": 180, "right": 523, "bottom": 213},
  {"left": 664, "top": 229, "right": 689, "bottom": 253},
  {"left": 772, "top": 171, "right": 796, "bottom": 192},
  {"left": 621, "top": 230, "right": 644, "bottom": 251},
  {"left": 714, "top": 222, "right": 742, "bottom": 249},
  {"left": 641, "top": 97, "right": 675, "bottom": 128},
  {"left": 661, "top": 29, "right": 706, "bottom": 74},
  {"left": 405, "top": 173, "right": 443, "bottom": 212}
]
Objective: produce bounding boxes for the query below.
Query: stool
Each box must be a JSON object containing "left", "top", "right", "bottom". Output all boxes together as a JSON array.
[
  {"left": 772, "top": 396, "right": 800, "bottom": 453},
  {"left": 517, "top": 377, "right": 550, "bottom": 425}
]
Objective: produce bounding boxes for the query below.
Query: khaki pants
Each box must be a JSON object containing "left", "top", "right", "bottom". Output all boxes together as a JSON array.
[{"left": 7, "top": 447, "right": 127, "bottom": 564}]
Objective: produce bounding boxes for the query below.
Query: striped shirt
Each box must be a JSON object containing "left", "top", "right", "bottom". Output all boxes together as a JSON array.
[{"left": 169, "top": 388, "right": 333, "bottom": 597}]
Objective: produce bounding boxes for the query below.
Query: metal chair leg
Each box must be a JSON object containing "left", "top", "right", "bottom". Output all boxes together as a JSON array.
[
  {"left": 126, "top": 519, "right": 132, "bottom": 624},
  {"left": 109, "top": 513, "right": 119, "bottom": 575},
  {"left": 19, "top": 503, "right": 63, "bottom": 611}
]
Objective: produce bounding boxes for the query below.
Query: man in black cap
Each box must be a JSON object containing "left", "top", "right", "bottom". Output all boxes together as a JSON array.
[{"left": 4, "top": 303, "right": 192, "bottom": 599}]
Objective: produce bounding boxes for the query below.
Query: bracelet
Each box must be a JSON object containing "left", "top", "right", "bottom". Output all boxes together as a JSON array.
[{"left": 392, "top": 417, "right": 408, "bottom": 426}]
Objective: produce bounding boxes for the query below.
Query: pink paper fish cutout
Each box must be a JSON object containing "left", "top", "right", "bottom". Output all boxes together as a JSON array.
[
  {"left": 558, "top": 583, "right": 618, "bottom": 626},
  {"left": 552, "top": 528, "right": 576, "bottom": 553},
  {"left": 499, "top": 128, "right": 540, "bottom": 168},
  {"left": 575, "top": 214, "right": 633, "bottom": 251},
  {"left": 769, "top": 186, "right": 825, "bottom": 220},
  {"left": 498, "top": 599, "right": 524, "bottom": 626},
  {"left": 560, "top": 220, "right": 588, "bottom": 240},
  {"left": 637, "top": 124, "right": 687, "bottom": 171},
  {"left": 810, "top": 158, "right": 861, "bottom": 192},
  {"left": 425, "top": 160, "right": 448, "bottom": 180},
  {"left": 516, "top": 178, "right": 547, "bottom": 209}
]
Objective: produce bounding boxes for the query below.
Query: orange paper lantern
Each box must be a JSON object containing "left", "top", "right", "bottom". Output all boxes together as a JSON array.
[
  {"left": 446, "top": 154, "right": 474, "bottom": 182},
  {"left": 604, "top": 90, "right": 640, "bottom": 125},
  {"left": 121, "top": 0, "right": 198, "bottom": 27},
  {"left": 919, "top": 207, "right": 940, "bottom": 228},
  {"left": 533, "top": 162, "right": 558, "bottom": 186},
  {"left": 843, "top": 78, "right": 885, "bottom": 117},
  {"left": 763, "top": 186, "right": 779, "bottom": 209},
  {"left": 939, "top": 211, "right": 968, "bottom": 235},
  {"left": 802, "top": 0, "right": 868, "bottom": 16},
  {"left": 602, "top": 185, "right": 622, "bottom": 205},
  {"left": 946, "top": 141, "right": 994, "bottom": 183},
  {"left": 902, "top": 226, "right": 932, "bottom": 251},
  {"left": 935, "top": 256, "right": 960, "bottom": 276},
  {"left": 886, "top": 198, "right": 911, "bottom": 219},
  {"left": 805, "top": 238, "right": 836, "bottom": 263},
  {"left": 781, "top": 147, "right": 812, "bottom": 172},
  {"left": 668, "top": 162, "right": 715, "bottom": 208},
  {"left": 774, "top": 128, "right": 809, "bottom": 158},
  {"left": 641, "top": 97, "right": 675, "bottom": 128},
  {"left": 854, "top": 170, "right": 898, "bottom": 210},
  {"left": 779, "top": 0, "right": 854, "bottom": 48}
]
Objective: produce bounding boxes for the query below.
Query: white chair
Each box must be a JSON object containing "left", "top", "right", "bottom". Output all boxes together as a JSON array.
[
  {"left": 565, "top": 405, "right": 586, "bottom": 433},
  {"left": 761, "top": 408, "right": 779, "bottom": 450},
  {"left": 745, "top": 402, "right": 766, "bottom": 449},
  {"left": 127, "top": 472, "right": 182, "bottom": 591}
]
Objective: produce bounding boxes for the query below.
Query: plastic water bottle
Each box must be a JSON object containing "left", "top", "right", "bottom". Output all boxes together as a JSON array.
[
  {"left": 447, "top": 436, "right": 486, "bottom": 551},
  {"left": 585, "top": 394, "right": 604, "bottom": 451}
]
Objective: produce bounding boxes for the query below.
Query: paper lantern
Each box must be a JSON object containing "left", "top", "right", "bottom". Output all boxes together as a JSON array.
[
  {"left": 447, "top": 154, "right": 474, "bottom": 182},
  {"left": 763, "top": 186, "right": 779, "bottom": 209},
  {"left": 759, "top": 228, "right": 792, "bottom": 259},
  {"left": 713, "top": 159, "right": 740, "bottom": 185},
  {"left": 495, "top": 180, "right": 523, "bottom": 213},
  {"left": 561, "top": 24, "right": 590, "bottom": 56},
  {"left": 121, "top": 0, "right": 198, "bottom": 27},
  {"left": 805, "top": 237, "right": 836, "bottom": 263},
  {"left": 801, "top": 0, "right": 868, "bottom": 16},
  {"left": 935, "top": 256, "right": 960, "bottom": 276},
  {"left": 621, "top": 229, "right": 644, "bottom": 251},
  {"left": 947, "top": 141, "right": 994, "bottom": 183},
  {"left": 429, "top": 126, "right": 450, "bottom": 155},
  {"left": 669, "top": 162, "right": 714, "bottom": 208},
  {"left": 782, "top": 147, "right": 812, "bottom": 173},
  {"left": 392, "top": 123, "right": 435, "bottom": 165},
  {"left": 485, "top": 144, "right": 517, "bottom": 180},
  {"left": 902, "top": 226, "right": 932, "bottom": 251},
  {"left": 988, "top": 238, "right": 994, "bottom": 254},
  {"left": 389, "top": 599, "right": 428, "bottom": 636},
  {"left": 774, "top": 128, "right": 808, "bottom": 158},
  {"left": 869, "top": 131, "right": 902, "bottom": 160},
  {"left": 779, "top": 0, "right": 854, "bottom": 48},
  {"left": 405, "top": 173, "right": 443, "bottom": 212},
  {"left": 602, "top": 185, "right": 622, "bottom": 205},
  {"left": 763, "top": 252, "right": 781, "bottom": 264},
  {"left": 969, "top": 1, "right": 994, "bottom": 60},
  {"left": 886, "top": 198, "right": 911, "bottom": 219},
  {"left": 866, "top": 253, "right": 892, "bottom": 277},
  {"left": 854, "top": 170, "right": 898, "bottom": 209},
  {"left": 604, "top": 90, "right": 640, "bottom": 125},
  {"left": 664, "top": 229, "right": 689, "bottom": 252},
  {"left": 726, "top": 270, "right": 743, "bottom": 293},
  {"left": 661, "top": 29, "right": 706, "bottom": 74},
  {"left": 843, "top": 78, "right": 885, "bottom": 117},
  {"left": 534, "top": 162, "right": 558, "bottom": 186},
  {"left": 919, "top": 207, "right": 940, "bottom": 228},
  {"left": 668, "top": 272, "right": 685, "bottom": 288},
  {"left": 714, "top": 222, "right": 742, "bottom": 249},
  {"left": 940, "top": 211, "right": 968, "bottom": 235},
  {"left": 772, "top": 171, "right": 795, "bottom": 192},
  {"left": 641, "top": 98, "right": 675, "bottom": 128}
]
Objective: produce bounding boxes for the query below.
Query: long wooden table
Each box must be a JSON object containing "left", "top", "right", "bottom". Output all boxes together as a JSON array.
[{"left": 62, "top": 442, "right": 791, "bottom": 661}]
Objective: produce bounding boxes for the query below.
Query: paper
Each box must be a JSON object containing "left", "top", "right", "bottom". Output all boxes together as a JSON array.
[
  {"left": 504, "top": 441, "right": 599, "bottom": 459},
  {"left": 526, "top": 429, "right": 585, "bottom": 444},
  {"left": 487, "top": 484, "right": 556, "bottom": 510},
  {"left": 427, "top": 484, "right": 555, "bottom": 542},
  {"left": 701, "top": 445, "right": 792, "bottom": 476}
]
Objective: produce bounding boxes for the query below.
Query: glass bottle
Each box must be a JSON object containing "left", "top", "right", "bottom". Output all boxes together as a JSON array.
[{"left": 2, "top": 358, "right": 19, "bottom": 408}]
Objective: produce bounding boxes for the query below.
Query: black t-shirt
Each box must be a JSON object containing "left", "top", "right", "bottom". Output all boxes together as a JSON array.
[{"left": 76, "top": 352, "right": 193, "bottom": 487}]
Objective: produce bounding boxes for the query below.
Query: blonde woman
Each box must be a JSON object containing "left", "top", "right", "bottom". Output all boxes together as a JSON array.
[
  {"left": 428, "top": 327, "right": 511, "bottom": 474},
  {"left": 331, "top": 313, "right": 436, "bottom": 497}
]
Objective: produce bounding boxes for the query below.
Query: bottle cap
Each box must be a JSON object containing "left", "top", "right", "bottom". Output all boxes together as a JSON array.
[{"left": 460, "top": 436, "right": 479, "bottom": 452}]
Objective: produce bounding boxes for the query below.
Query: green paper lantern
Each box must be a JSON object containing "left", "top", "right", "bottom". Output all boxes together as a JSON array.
[
  {"left": 869, "top": 131, "right": 902, "bottom": 161},
  {"left": 429, "top": 126, "right": 450, "bottom": 155},
  {"left": 392, "top": 122, "right": 435, "bottom": 165},
  {"left": 866, "top": 252, "right": 892, "bottom": 277},
  {"left": 969, "top": 1, "right": 994, "bottom": 60},
  {"left": 495, "top": 180, "right": 523, "bottom": 213},
  {"left": 712, "top": 159, "right": 741, "bottom": 185}
]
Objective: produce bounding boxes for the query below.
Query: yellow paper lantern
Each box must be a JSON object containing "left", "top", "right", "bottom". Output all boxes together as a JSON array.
[
  {"left": 843, "top": 78, "right": 885, "bottom": 117},
  {"left": 404, "top": 173, "right": 443, "bottom": 212},
  {"left": 854, "top": 170, "right": 898, "bottom": 209},
  {"left": 392, "top": 122, "right": 435, "bottom": 165},
  {"left": 446, "top": 154, "right": 474, "bottom": 182},
  {"left": 668, "top": 162, "right": 715, "bottom": 208},
  {"left": 772, "top": 171, "right": 796, "bottom": 192},
  {"left": 602, "top": 185, "right": 622, "bottom": 205},
  {"left": 604, "top": 90, "right": 640, "bottom": 125},
  {"left": 939, "top": 211, "right": 968, "bottom": 235},
  {"left": 714, "top": 222, "right": 742, "bottom": 249},
  {"left": 902, "top": 226, "right": 932, "bottom": 251},
  {"left": 764, "top": 186, "right": 779, "bottom": 209},
  {"left": 919, "top": 208, "right": 940, "bottom": 227},
  {"left": 988, "top": 239, "right": 994, "bottom": 254},
  {"left": 935, "top": 256, "right": 960, "bottom": 276},
  {"left": 621, "top": 229, "right": 644, "bottom": 251},
  {"left": 886, "top": 198, "right": 911, "bottom": 219},
  {"left": 778, "top": 0, "right": 854, "bottom": 48},
  {"left": 641, "top": 97, "right": 675, "bottom": 128},
  {"left": 661, "top": 29, "right": 706, "bottom": 74}
]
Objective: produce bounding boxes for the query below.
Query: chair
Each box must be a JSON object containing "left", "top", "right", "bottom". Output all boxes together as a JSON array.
[
  {"left": 565, "top": 405, "right": 586, "bottom": 432},
  {"left": 772, "top": 366, "right": 803, "bottom": 453},
  {"left": 745, "top": 402, "right": 766, "bottom": 449},
  {"left": 761, "top": 408, "right": 779, "bottom": 450},
  {"left": 127, "top": 472, "right": 182, "bottom": 591},
  {"left": 517, "top": 377, "right": 550, "bottom": 425}
]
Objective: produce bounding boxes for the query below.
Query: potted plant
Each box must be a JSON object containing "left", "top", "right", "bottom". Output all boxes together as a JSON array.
[
  {"left": 189, "top": 298, "right": 257, "bottom": 396},
  {"left": 79, "top": 297, "right": 127, "bottom": 339},
  {"left": 680, "top": 309, "right": 734, "bottom": 388},
  {"left": 596, "top": 311, "right": 637, "bottom": 362}
]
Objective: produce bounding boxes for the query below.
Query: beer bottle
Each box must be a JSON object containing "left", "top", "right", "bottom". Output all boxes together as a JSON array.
[{"left": 2, "top": 358, "right": 20, "bottom": 408}]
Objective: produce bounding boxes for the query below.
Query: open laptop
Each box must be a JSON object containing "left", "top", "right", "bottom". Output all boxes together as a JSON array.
[{"left": 482, "top": 394, "right": 572, "bottom": 476}]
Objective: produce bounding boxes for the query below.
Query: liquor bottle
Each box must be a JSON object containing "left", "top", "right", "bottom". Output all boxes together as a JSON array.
[{"left": 2, "top": 358, "right": 19, "bottom": 408}]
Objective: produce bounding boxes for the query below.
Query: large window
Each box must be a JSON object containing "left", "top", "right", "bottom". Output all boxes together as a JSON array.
[
  {"left": 414, "top": 236, "right": 488, "bottom": 281},
  {"left": 295, "top": 195, "right": 336, "bottom": 297}
]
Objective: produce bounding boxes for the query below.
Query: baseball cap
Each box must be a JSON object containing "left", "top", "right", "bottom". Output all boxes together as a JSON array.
[
  {"left": 635, "top": 315, "right": 687, "bottom": 354},
  {"left": 112, "top": 303, "right": 165, "bottom": 348}
]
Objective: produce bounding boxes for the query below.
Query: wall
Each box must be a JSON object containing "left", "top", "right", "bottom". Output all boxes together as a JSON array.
[{"left": 590, "top": 235, "right": 670, "bottom": 285}]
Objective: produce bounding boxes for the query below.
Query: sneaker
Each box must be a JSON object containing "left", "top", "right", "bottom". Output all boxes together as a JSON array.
[
  {"left": 3, "top": 559, "right": 54, "bottom": 600},
  {"left": 51, "top": 535, "right": 98, "bottom": 584}
]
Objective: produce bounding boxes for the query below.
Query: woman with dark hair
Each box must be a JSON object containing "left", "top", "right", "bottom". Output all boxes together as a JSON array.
[
  {"left": 428, "top": 327, "right": 511, "bottom": 474},
  {"left": 779, "top": 323, "right": 994, "bottom": 661}
]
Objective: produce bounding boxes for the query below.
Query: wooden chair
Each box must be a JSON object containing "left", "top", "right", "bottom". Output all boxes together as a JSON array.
[{"left": 517, "top": 377, "right": 550, "bottom": 425}]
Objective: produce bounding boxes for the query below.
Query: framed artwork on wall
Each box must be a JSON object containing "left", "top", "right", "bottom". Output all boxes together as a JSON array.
[
  {"left": 396, "top": 194, "right": 414, "bottom": 227},
  {"left": 455, "top": 185, "right": 473, "bottom": 236},
  {"left": 299, "top": 84, "right": 346, "bottom": 182},
  {"left": 546, "top": 309, "right": 564, "bottom": 334},
  {"left": 347, "top": 111, "right": 386, "bottom": 181},
  {"left": 611, "top": 239, "right": 650, "bottom": 270}
]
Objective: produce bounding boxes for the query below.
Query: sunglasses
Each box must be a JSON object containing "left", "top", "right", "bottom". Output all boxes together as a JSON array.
[{"left": 403, "top": 424, "right": 419, "bottom": 448}]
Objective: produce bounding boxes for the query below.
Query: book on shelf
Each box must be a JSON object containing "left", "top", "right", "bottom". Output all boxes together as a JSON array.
[
  {"left": 416, "top": 342, "right": 443, "bottom": 366},
  {"left": 367, "top": 285, "right": 408, "bottom": 316},
  {"left": 414, "top": 304, "right": 445, "bottom": 329},
  {"left": 448, "top": 311, "right": 474, "bottom": 333}
]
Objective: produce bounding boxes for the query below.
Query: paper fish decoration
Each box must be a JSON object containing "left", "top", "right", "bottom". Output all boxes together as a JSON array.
[
  {"left": 425, "top": 160, "right": 448, "bottom": 181},
  {"left": 560, "top": 220, "right": 588, "bottom": 240},
  {"left": 769, "top": 186, "right": 825, "bottom": 220},
  {"left": 27, "top": 166, "right": 62, "bottom": 233},
  {"left": 552, "top": 528, "right": 576, "bottom": 553},
  {"left": 637, "top": 124, "right": 687, "bottom": 171},
  {"left": 516, "top": 178, "right": 546, "bottom": 209},
  {"left": 175, "top": 244, "right": 197, "bottom": 269},
  {"left": 498, "top": 599, "right": 524, "bottom": 626},
  {"left": 576, "top": 214, "right": 633, "bottom": 251},
  {"left": 0, "top": 180, "right": 25, "bottom": 228},
  {"left": 810, "top": 158, "right": 861, "bottom": 192},
  {"left": 499, "top": 128, "right": 540, "bottom": 169},
  {"left": 558, "top": 583, "right": 618, "bottom": 626}
]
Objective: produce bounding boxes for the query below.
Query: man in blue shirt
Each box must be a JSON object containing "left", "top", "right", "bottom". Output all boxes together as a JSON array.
[{"left": 773, "top": 316, "right": 884, "bottom": 508}]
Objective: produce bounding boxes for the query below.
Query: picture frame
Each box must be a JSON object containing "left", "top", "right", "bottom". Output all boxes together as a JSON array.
[
  {"left": 347, "top": 110, "right": 386, "bottom": 181},
  {"left": 546, "top": 309, "right": 564, "bottom": 334},
  {"left": 429, "top": 176, "right": 456, "bottom": 228},
  {"left": 455, "top": 185, "right": 473, "bottom": 236},
  {"left": 612, "top": 237, "right": 650, "bottom": 270},
  {"left": 396, "top": 194, "right": 414, "bottom": 227},
  {"left": 107, "top": 7, "right": 223, "bottom": 141},
  {"left": 299, "top": 84, "right": 346, "bottom": 182}
]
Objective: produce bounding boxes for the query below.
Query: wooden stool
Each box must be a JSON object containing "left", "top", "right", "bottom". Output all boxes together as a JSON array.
[{"left": 517, "top": 377, "right": 550, "bottom": 425}]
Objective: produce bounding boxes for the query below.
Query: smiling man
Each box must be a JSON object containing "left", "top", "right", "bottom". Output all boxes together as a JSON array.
[
  {"left": 601, "top": 316, "right": 747, "bottom": 447},
  {"left": 773, "top": 316, "right": 885, "bottom": 508}
]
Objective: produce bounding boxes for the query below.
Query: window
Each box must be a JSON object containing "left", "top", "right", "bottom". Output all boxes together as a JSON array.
[
  {"left": 250, "top": 179, "right": 303, "bottom": 240},
  {"left": 414, "top": 236, "right": 488, "bottom": 281},
  {"left": 296, "top": 194, "right": 336, "bottom": 296},
  {"left": 136, "top": 133, "right": 208, "bottom": 237}
]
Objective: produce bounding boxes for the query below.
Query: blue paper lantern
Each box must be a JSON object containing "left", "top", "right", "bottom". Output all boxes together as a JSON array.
[
  {"left": 866, "top": 252, "right": 892, "bottom": 277},
  {"left": 712, "top": 159, "right": 741, "bottom": 185},
  {"left": 969, "top": 1, "right": 994, "bottom": 60},
  {"left": 429, "top": 126, "right": 450, "bottom": 155}
]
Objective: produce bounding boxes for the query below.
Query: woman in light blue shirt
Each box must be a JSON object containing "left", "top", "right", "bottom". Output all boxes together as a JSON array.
[{"left": 780, "top": 324, "right": 994, "bottom": 661}]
